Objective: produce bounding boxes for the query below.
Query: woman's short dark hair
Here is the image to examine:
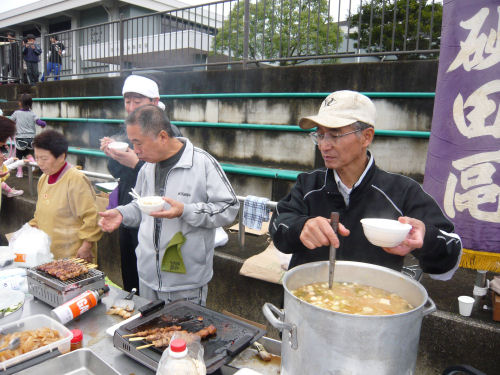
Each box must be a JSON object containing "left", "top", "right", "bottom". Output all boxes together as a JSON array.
[
  {"left": 0, "top": 116, "right": 16, "bottom": 143},
  {"left": 19, "top": 93, "right": 32, "bottom": 110},
  {"left": 33, "top": 130, "right": 68, "bottom": 158}
]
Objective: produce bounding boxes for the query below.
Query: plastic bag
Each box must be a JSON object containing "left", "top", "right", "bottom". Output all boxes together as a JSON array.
[{"left": 9, "top": 223, "right": 53, "bottom": 268}]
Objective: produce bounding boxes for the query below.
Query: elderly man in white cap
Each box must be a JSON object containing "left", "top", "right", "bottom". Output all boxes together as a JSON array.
[
  {"left": 99, "top": 75, "right": 182, "bottom": 293},
  {"left": 270, "top": 90, "right": 462, "bottom": 280}
]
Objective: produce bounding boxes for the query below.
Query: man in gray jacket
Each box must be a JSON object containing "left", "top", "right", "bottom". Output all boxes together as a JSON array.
[{"left": 99, "top": 105, "right": 239, "bottom": 305}]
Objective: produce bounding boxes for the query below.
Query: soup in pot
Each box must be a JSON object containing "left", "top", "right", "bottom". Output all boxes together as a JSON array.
[{"left": 292, "top": 282, "right": 413, "bottom": 315}]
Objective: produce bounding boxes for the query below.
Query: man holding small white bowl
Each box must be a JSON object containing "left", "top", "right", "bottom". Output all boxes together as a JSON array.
[
  {"left": 270, "top": 91, "right": 463, "bottom": 281},
  {"left": 99, "top": 105, "right": 239, "bottom": 305}
]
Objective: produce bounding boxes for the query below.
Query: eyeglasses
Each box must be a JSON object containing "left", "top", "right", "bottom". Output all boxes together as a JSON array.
[{"left": 310, "top": 129, "right": 362, "bottom": 145}]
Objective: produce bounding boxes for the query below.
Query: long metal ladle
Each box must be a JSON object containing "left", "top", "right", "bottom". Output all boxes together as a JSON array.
[{"left": 329, "top": 212, "right": 340, "bottom": 289}]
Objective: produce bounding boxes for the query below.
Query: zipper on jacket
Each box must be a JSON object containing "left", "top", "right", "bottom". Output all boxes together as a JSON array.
[
  {"left": 155, "top": 249, "right": 162, "bottom": 290},
  {"left": 153, "top": 189, "right": 164, "bottom": 290},
  {"left": 153, "top": 164, "right": 182, "bottom": 291}
]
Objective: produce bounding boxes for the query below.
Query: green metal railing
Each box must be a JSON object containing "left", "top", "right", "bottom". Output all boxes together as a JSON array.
[
  {"left": 33, "top": 92, "right": 436, "bottom": 101},
  {"left": 68, "top": 147, "right": 301, "bottom": 181},
  {"left": 44, "top": 117, "right": 431, "bottom": 138}
]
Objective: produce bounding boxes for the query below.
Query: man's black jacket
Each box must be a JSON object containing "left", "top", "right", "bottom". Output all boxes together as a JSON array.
[{"left": 270, "top": 161, "right": 461, "bottom": 275}]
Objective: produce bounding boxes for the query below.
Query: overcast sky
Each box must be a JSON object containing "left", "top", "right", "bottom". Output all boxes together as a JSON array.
[
  {"left": 0, "top": 0, "right": 209, "bottom": 14},
  {"left": 0, "top": 0, "right": 442, "bottom": 21}
]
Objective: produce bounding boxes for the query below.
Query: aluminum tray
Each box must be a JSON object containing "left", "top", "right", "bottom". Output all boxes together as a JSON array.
[{"left": 15, "top": 348, "right": 120, "bottom": 375}]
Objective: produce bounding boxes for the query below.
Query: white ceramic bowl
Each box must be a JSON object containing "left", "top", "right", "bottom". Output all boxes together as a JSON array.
[
  {"left": 137, "top": 196, "right": 165, "bottom": 215},
  {"left": 360, "top": 218, "right": 412, "bottom": 248},
  {"left": 0, "top": 289, "right": 25, "bottom": 324},
  {"left": 108, "top": 141, "right": 129, "bottom": 152}
]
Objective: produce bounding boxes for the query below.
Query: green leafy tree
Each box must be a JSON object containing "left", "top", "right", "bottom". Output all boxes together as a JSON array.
[
  {"left": 213, "top": 0, "right": 342, "bottom": 66},
  {"left": 348, "top": 0, "right": 442, "bottom": 59}
]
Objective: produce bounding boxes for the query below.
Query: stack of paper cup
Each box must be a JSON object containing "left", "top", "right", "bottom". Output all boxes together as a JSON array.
[{"left": 458, "top": 296, "right": 474, "bottom": 316}]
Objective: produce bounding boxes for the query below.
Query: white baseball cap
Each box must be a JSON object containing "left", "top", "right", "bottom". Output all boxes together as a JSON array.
[
  {"left": 122, "top": 75, "right": 160, "bottom": 99},
  {"left": 299, "top": 90, "right": 376, "bottom": 129}
]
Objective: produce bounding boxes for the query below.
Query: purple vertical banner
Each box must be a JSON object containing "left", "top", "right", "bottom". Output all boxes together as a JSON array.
[{"left": 423, "top": 0, "right": 500, "bottom": 270}]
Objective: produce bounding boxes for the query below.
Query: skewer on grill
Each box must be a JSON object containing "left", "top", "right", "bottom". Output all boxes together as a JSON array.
[
  {"left": 123, "top": 325, "right": 182, "bottom": 338},
  {"left": 136, "top": 343, "right": 154, "bottom": 350},
  {"left": 130, "top": 325, "right": 217, "bottom": 350}
]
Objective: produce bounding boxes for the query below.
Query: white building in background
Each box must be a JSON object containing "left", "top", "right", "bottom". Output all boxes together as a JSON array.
[{"left": 0, "top": 0, "right": 222, "bottom": 78}]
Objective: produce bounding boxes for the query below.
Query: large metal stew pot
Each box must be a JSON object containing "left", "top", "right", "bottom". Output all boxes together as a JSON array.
[{"left": 263, "top": 261, "right": 436, "bottom": 375}]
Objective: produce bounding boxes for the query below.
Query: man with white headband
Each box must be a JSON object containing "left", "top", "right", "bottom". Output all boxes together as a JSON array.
[
  {"left": 270, "top": 90, "right": 462, "bottom": 281},
  {"left": 100, "top": 75, "right": 181, "bottom": 293}
]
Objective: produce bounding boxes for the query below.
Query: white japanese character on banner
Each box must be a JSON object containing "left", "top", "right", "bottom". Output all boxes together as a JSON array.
[
  {"left": 444, "top": 151, "right": 500, "bottom": 223},
  {"left": 447, "top": 6, "right": 500, "bottom": 73},
  {"left": 453, "top": 80, "right": 500, "bottom": 139}
]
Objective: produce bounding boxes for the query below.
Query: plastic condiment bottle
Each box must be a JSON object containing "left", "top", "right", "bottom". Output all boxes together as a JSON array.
[
  {"left": 156, "top": 339, "right": 201, "bottom": 375},
  {"left": 51, "top": 286, "right": 109, "bottom": 324},
  {"left": 70, "top": 329, "right": 83, "bottom": 351}
]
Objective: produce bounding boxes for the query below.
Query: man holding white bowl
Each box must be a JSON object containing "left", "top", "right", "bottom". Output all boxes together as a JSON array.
[
  {"left": 99, "top": 105, "right": 239, "bottom": 305},
  {"left": 99, "top": 75, "right": 182, "bottom": 293},
  {"left": 270, "top": 90, "right": 462, "bottom": 280}
]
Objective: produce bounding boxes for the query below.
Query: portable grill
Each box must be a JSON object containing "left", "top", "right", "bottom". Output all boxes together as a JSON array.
[
  {"left": 27, "top": 263, "right": 106, "bottom": 308},
  {"left": 113, "top": 300, "right": 266, "bottom": 374}
]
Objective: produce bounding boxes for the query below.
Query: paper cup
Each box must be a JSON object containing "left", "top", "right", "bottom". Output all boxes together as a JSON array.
[{"left": 458, "top": 295, "right": 474, "bottom": 316}]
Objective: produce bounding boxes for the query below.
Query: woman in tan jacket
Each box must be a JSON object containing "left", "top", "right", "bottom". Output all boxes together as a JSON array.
[{"left": 29, "top": 130, "right": 102, "bottom": 262}]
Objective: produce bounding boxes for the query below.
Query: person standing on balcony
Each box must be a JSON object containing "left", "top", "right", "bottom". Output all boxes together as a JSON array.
[
  {"left": 99, "top": 105, "right": 239, "bottom": 306},
  {"left": 99, "top": 75, "right": 181, "bottom": 293},
  {"left": 22, "top": 34, "right": 42, "bottom": 85},
  {"left": 270, "top": 90, "right": 462, "bottom": 280},
  {"left": 6, "top": 32, "right": 20, "bottom": 83},
  {"left": 41, "top": 35, "right": 65, "bottom": 82}
]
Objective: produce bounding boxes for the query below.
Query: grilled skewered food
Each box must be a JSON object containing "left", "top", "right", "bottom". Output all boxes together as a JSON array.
[
  {"left": 123, "top": 325, "right": 183, "bottom": 338},
  {"left": 37, "top": 259, "right": 89, "bottom": 281},
  {"left": 132, "top": 324, "right": 217, "bottom": 349}
]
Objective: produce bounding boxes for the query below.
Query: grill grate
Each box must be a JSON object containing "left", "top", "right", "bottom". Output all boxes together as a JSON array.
[
  {"left": 27, "top": 265, "right": 104, "bottom": 291},
  {"left": 114, "top": 300, "right": 266, "bottom": 374},
  {"left": 27, "top": 262, "right": 106, "bottom": 307}
]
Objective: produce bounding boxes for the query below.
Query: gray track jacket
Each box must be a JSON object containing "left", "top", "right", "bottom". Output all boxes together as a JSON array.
[{"left": 117, "top": 138, "right": 239, "bottom": 292}]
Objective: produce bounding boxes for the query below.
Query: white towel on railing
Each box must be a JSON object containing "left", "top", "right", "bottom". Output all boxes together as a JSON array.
[{"left": 242, "top": 195, "right": 270, "bottom": 230}]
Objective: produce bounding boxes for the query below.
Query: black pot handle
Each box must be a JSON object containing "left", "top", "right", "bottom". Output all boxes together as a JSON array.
[{"left": 442, "top": 364, "right": 486, "bottom": 375}]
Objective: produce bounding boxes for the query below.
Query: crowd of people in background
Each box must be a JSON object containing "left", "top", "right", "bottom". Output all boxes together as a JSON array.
[{"left": 1, "top": 31, "right": 65, "bottom": 85}]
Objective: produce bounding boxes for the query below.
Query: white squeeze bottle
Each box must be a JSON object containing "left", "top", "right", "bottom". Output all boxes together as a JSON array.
[{"left": 156, "top": 338, "right": 205, "bottom": 375}]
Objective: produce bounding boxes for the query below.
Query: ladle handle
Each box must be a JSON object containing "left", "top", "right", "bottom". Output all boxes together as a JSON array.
[{"left": 329, "top": 212, "right": 340, "bottom": 288}]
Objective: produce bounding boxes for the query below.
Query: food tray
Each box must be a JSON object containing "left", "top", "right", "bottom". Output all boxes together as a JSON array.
[
  {"left": 15, "top": 348, "right": 120, "bottom": 375},
  {"left": 0, "top": 314, "right": 72, "bottom": 371}
]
